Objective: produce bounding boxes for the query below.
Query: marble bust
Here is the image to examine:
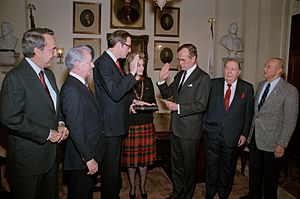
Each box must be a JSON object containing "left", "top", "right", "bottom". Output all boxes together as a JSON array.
[
  {"left": 0, "top": 22, "right": 18, "bottom": 51},
  {"left": 220, "top": 22, "right": 244, "bottom": 58},
  {"left": 0, "top": 22, "right": 20, "bottom": 70}
]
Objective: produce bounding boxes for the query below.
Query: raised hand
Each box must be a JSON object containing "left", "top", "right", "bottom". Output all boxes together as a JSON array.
[{"left": 159, "top": 63, "right": 170, "bottom": 81}]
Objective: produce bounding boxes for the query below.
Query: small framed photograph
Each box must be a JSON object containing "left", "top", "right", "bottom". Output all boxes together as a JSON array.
[
  {"left": 110, "top": 0, "right": 145, "bottom": 29},
  {"left": 131, "top": 35, "right": 149, "bottom": 58},
  {"left": 73, "top": 38, "right": 101, "bottom": 60},
  {"left": 154, "top": 40, "right": 179, "bottom": 70},
  {"left": 73, "top": 2, "right": 101, "bottom": 34},
  {"left": 154, "top": 7, "right": 180, "bottom": 37}
]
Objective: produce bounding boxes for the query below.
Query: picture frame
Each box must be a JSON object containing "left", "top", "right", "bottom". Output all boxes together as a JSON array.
[
  {"left": 110, "top": 0, "right": 145, "bottom": 29},
  {"left": 73, "top": 2, "right": 101, "bottom": 34},
  {"left": 154, "top": 40, "right": 179, "bottom": 70},
  {"left": 73, "top": 38, "right": 101, "bottom": 60},
  {"left": 131, "top": 35, "right": 149, "bottom": 58},
  {"left": 154, "top": 7, "right": 180, "bottom": 37}
]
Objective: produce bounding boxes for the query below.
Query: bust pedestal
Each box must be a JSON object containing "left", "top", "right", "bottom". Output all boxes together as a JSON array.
[{"left": 0, "top": 51, "right": 20, "bottom": 74}]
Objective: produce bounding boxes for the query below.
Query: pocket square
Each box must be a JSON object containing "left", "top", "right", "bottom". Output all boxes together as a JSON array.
[
  {"left": 187, "top": 84, "right": 193, "bottom": 87},
  {"left": 240, "top": 93, "right": 246, "bottom": 99}
]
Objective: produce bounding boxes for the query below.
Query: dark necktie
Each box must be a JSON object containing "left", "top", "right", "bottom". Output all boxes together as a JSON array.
[
  {"left": 224, "top": 83, "right": 232, "bottom": 111},
  {"left": 39, "top": 71, "right": 55, "bottom": 110},
  {"left": 116, "top": 60, "right": 124, "bottom": 76},
  {"left": 258, "top": 83, "right": 271, "bottom": 111},
  {"left": 178, "top": 71, "right": 187, "bottom": 93}
]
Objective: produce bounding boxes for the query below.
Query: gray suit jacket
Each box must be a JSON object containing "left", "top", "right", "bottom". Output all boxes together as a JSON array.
[
  {"left": 247, "top": 77, "right": 299, "bottom": 152},
  {"left": 157, "top": 66, "right": 211, "bottom": 140}
]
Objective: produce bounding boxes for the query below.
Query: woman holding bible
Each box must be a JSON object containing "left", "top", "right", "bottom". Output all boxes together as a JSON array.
[{"left": 121, "top": 52, "right": 157, "bottom": 199}]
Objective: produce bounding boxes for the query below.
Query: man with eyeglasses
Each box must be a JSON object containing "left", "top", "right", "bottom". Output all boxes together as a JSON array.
[
  {"left": 157, "top": 43, "right": 211, "bottom": 199},
  {"left": 93, "top": 30, "right": 145, "bottom": 199}
]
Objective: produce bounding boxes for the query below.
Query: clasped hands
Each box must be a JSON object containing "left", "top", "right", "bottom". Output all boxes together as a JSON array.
[{"left": 49, "top": 123, "right": 69, "bottom": 143}]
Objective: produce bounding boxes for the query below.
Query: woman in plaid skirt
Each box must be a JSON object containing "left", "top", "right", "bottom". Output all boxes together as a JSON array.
[{"left": 121, "top": 53, "right": 156, "bottom": 199}]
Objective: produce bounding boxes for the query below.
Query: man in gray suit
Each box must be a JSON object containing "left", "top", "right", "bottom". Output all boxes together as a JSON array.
[
  {"left": 157, "top": 43, "right": 211, "bottom": 199},
  {"left": 240, "top": 57, "right": 299, "bottom": 199},
  {"left": 0, "top": 28, "right": 69, "bottom": 199}
]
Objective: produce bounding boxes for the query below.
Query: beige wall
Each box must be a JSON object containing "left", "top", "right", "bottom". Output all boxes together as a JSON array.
[{"left": 0, "top": 0, "right": 292, "bottom": 111}]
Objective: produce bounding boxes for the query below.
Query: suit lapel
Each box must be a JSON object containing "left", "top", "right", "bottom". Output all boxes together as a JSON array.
[
  {"left": 103, "top": 52, "right": 123, "bottom": 78},
  {"left": 227, "top": 79, "right": 243, "bottom": 111},
  {"left": 178, "top": 67, "right": 200, "bottom": 94},
  {"left": 22, "top": 61, "right": 56, "bottom": 112},
  {"left": 260, "top": 78, "right": 284, "bottom": 109},
  {"left": 68, "top": 75, "right": 101, "bottom": 113}
]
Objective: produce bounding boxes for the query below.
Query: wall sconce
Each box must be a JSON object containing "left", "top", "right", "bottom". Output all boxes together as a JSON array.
[{"left": 57, "top": 48, "right": 64, "bottom": 64}]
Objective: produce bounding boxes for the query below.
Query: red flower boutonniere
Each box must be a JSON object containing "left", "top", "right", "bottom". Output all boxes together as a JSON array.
[{"left": 240, "top": 93, "right": 246, "bottom": 99}]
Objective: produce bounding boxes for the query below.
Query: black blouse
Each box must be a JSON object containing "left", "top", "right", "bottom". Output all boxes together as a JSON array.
[{"left": 129, "top": 77, "right": 156, "bottom": 125}]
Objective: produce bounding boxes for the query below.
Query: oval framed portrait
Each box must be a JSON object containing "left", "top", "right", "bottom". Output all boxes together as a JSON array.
[
  {"left": 80, "top": 9, "right": 94, "bottom": 27},
  {"left": 160, "top": 13, "right": 173, "bottom": 31}
]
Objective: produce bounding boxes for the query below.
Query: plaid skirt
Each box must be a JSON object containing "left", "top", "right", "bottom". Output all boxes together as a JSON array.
[{"left": 121, "top": 123, "right": 156, "bottom": 167}]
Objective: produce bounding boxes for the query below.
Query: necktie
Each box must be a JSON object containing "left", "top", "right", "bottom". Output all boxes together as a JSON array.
[
  {"left": 258, "top": 83, "right": 271, "bottom": 111},
  {"left": 178, "top": 71, "right": 187, "bottom": 93},
  {"left": 39, "top": 71, "right": 55, "bottom": 110},
  {"left": 116, "top": 60, "right": 124, "bottom": 76},
  {"left": 224, "top": 83, "right": 232, "bottom": 111}
]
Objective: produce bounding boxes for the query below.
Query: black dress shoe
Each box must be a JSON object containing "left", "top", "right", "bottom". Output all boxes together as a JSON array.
[
  {"left": 141, "top": 192, "right": 148, "bottom": 199},
  {"left": 239, "top": 194, "right": 251, "bottom": 199},
  {"left": 129, "top": 193, "right": 135, "bottom": 199}
]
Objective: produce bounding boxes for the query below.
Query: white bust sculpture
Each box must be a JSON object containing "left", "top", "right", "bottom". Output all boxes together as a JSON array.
[
  {"left": 0, "top": 22, "right": 18, "bottom": 51},
  {"left": 220, "top": 22, "right": 244, "bottom": 58}
]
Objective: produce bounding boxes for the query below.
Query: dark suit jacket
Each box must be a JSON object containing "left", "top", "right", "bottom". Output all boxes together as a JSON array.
[
  {"left": 157, "top": 66, "right": 211, "bottom": 140},
  {"left": 93, "top": 51, "right": 137, "bottom": 137},
  {"left": 204, "top": 78, "right": 254, "bottom": 147},
  {"left": 0, "top": 59, "right": 60, "bottom": 176},
  {"left": 60, "top": 75, "right": 104, "bottom": 170}
]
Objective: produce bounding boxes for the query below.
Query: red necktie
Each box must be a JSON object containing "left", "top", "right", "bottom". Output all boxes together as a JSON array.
[
  {"left": 116, "top": 60, "right": 124, "bottom": 76},
  {"left": 224, "top": 83, "right": 232, "bottom": 111},
  {"left": 39, "top": 71, "right": 55, "bottom": 110}
]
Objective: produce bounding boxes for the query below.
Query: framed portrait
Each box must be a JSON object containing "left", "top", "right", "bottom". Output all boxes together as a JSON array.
[
  {"left": 73, "top": 38, "right": 101, "bottom": 60},
  {"left": 154, "top": 7, "right": 180, "bottom": 37},
  {"left": 73, "top": 2, "right": 101, "bottom": 34},
  {"left": 131, "top": 35, "right": 149, "bottom": 58},
  {"left": 154, "top": 40, "right": 179, "bottom": 70},
  {"left": 110, "top": 0, "right": 145, "bottom": 29}
]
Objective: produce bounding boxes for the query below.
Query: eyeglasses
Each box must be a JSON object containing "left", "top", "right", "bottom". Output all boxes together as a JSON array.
[{"left": 123, "top": 43, "right": 131, "bottom": 48}]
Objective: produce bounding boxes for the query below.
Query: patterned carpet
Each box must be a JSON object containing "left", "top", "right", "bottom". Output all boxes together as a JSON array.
[{"left": 59, "top": 166, "right": 249, "bottom": 199}]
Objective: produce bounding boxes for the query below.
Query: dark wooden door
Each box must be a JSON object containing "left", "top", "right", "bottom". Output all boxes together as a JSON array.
[{"left": 287, "top": 14, "right": 300, "bottom": 158}]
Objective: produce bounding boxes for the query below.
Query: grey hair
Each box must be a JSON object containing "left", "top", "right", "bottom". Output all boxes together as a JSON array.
[
  {"left": 22, "top": 28, "right": 54, "bottom": 58},
  {"left": 65, "top": 45, "right": 92, "bottom": 70}
]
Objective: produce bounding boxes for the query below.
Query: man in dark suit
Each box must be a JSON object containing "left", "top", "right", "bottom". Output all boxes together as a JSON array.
[
  {"left": 0, "top": 28, "right": 68, "bottom": 199},
  {"left": 60, "top": 46, "right": 105, "bottom": 199},
  {"left": 240, "top": 57, "right": 298, "bottom": 199},
  {"left": 157, "top": 43, "right": 211, "bottom": 199},
  {"left": 204, "top": 59, "right": 254, "bottom": 199},
  {"left": 93, "top": 30, "right": 142, "bottom": 199}
]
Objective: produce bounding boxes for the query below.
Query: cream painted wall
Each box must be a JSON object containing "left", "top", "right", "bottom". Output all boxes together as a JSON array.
[{"left": 0, "top": 0, "right": 289, "bottom": 111}]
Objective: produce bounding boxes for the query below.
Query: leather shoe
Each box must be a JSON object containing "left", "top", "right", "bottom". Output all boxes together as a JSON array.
[
  {"left": 129, "top": 193, "right": 135, "bottom": 199},
  {"left": 239, "top": 194, "right": 251, "bottom": 199}
]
